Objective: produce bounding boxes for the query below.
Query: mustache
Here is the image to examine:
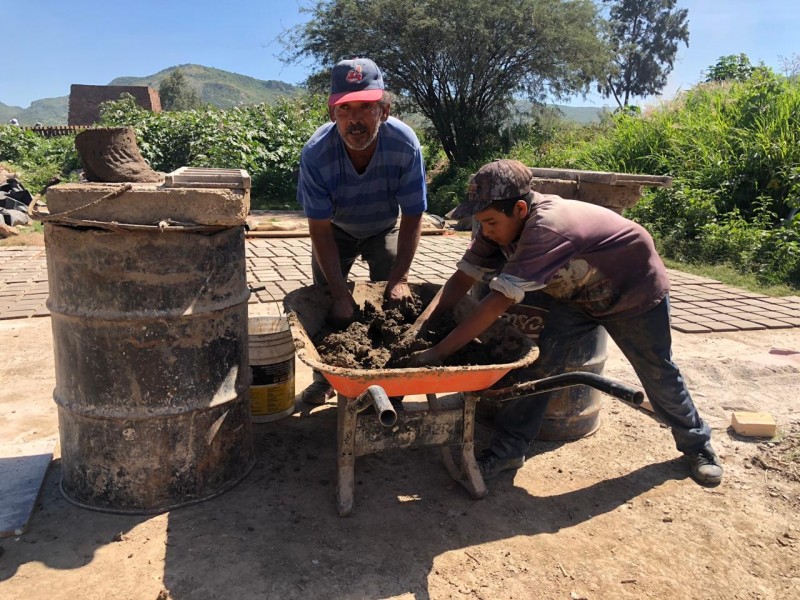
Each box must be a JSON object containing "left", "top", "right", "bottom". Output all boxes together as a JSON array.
[{"left": 346, "top": 125, "right": 369, "bottom": 135}]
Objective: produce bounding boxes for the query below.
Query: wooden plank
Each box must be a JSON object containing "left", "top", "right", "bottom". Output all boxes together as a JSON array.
[
  {"left": 0, "top": 439, "right": 55, "bottom": 537},
  {"left": 529, "top": 167, "right": 672, "bottom": 188}
]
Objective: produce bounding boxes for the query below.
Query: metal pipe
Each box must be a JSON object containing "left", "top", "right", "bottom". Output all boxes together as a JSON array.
[
  {"left": 481, "top": 371, "right": 644, "bottom": 407},
  {"left": 351, "top": 385, "right": 398, "bottom": 427}
]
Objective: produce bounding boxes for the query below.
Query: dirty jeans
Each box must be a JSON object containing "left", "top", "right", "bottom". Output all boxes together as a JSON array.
[
  {"left": 488, "top": 295, "right": 712, "bottom": 459},
  {"left": 311, "top": 223, "right": 399, "bottom": 287},
  {"left": 310, "top": 223, "right": 400, "bottom": 393}
]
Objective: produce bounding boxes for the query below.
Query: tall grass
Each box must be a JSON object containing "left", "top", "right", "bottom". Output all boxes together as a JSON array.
[{"left": 511, "top": 70, "right": 800, "bottom": 288}]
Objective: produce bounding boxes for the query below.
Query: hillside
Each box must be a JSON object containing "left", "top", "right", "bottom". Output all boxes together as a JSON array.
[
  {"left": 1, "top": 97, "right": 69, "bottom": 126},
  {"left": 109, "top": 64, "right": 304, "bottom": 109},
  {"left": 1, "top": 65, "right": 305, "bottom": 125},
  {"left": 549, "top": 104, "right": 611, "bottom": 124}
]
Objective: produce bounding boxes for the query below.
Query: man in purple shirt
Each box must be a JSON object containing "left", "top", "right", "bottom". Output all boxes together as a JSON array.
[
  {"left": 297, "top": 57, "right": 427, "bottom": 405},
  {"left": 411, "top": 159, "right": 723, "bottom": 486}
]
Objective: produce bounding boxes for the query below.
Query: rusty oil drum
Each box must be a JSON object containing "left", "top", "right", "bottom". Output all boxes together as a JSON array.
[
  {"left": 503, "top": 291, "right": 608, "bottom": 440},
  {"left": 46, "top": 223, "right": 255, "bottom": 513},
  {"left": 473, "top": 283, "right": 608, "bottom": 441}
]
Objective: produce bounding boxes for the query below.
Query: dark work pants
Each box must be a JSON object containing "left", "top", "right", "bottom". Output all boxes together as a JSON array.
[
  {"left": 489, "top": 295, "right": 712, "bottom": 459},
  {"left": 311, "top": 223, "right": 399, "bottom": 286}
]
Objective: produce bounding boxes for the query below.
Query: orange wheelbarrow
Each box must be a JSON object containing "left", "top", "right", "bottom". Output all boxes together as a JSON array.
[{"left": 284, "top": 283, "right": 642, "bottom": 516}]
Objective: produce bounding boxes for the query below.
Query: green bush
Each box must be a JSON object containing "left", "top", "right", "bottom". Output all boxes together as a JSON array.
[
  {"left": 0, "top": 126, "right": 81, "bottom": 193},
  {"left": 99, "top": 94, "right": 329, "bottom": 208},
  {"left": 426, "top": 162, "right": 479, "bottom": 217}
]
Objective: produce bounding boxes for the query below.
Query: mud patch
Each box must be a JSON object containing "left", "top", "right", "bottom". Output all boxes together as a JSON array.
[{"left": 312, "top": 294, "right": 527, "bottom": 369}]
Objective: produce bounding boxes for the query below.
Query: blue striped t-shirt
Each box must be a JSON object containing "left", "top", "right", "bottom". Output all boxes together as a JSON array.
[{"left": 297, "top": 116, "right": 427, "bottom": 238}]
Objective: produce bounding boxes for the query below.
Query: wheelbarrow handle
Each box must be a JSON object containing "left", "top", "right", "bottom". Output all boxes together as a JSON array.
[{"left": 481, "top": 372, "right": 644, "bottom": 406}]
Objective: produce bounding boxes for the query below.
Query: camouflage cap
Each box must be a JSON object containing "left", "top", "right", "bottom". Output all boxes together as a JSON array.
[{"left": 450, "top": 159, "right": 533, "bottom": 220}]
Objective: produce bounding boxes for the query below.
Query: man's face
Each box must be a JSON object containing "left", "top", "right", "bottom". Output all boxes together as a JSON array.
[
  {"left": 474, "top": 201, "right": 528, "bottom": 246},
  {"left": 329, "top": 100, "right": 389, "bottom": 152}
]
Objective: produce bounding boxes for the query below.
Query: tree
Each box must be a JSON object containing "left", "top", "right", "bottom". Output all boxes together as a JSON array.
[
  {"left": 779, "top": 53, "right": 800, "bottom": 79},
  {"left": 159, "top": 69, "right": 203, "bottom": 111},
  {"left": 704, "top": 54, "right": 771, "bottom": 83},
  {"left": 598, "top": 0, "right": 689, "bottom": 109},
  {"left": 282, "top": 0, "right": 610, "bottom": 165}
]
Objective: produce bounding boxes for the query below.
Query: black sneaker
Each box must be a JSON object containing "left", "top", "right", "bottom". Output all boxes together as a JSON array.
[
  {"left": 301, "top": 381, "right": 335, "bottom": 405},
  {"left": 476, "top": 450, "right": 525, "bottom": 480},
  {"left": 685, "top": 443, "right": 723, "bottom": 486}
]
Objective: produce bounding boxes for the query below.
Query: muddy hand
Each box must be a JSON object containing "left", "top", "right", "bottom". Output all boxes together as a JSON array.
[
  {"left": 406, "top": 348, "right": 444, "bottom": 368},
  {"left": 384, "top": 281, "right": 413, "bottom": 308},
  {"left": 330, "top": 296, "right": 356, "bottom": 329}
]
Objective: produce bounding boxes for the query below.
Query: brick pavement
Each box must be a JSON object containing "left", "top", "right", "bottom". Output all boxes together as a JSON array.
[{"left": 2, "top": 236, "right": 800, "bottom": 333}]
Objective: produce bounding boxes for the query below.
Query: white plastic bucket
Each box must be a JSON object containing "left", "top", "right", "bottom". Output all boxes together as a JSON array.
[{"left": 248, "top": 316, "right": 296, "bottom": 423}]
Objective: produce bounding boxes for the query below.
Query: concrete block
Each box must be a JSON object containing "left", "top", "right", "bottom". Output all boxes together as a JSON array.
[
  {"left": 731, "top": 412, "right": 777, "bottom": 438},
  {"left": 46, "top": 182, "right": 250, "bottom": 226}
]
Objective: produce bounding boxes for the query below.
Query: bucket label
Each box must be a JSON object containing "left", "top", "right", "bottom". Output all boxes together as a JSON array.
[
  {"left": 251, "top": 360, "right": 294, "bottom": 386},
  {"left": 249, "top": 379, "right": 295, "bottom": 415}
]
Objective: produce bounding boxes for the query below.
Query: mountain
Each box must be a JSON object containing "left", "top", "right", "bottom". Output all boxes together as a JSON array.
[
  {"left": 511, "top": 99, "right": 610, "bottom": 126},
  {"left": 548, "top": 104, "right": 610, "bottom": 124},
  {"left": 1, "top": 97, "right": 69, "bottom": 126},
  {"left": 2, "top": 64, "right": 607, "bottom": 126},
  {"left": 109, "top": 64, "right": 304, "bottom": 109},
  {"left": 1, "top": 64, "right": 305, "bottom": 125}
]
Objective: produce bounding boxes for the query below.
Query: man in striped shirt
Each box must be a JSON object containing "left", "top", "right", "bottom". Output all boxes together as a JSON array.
[{"left": 297, "top": 57, "right": 427, "bottom": 405}]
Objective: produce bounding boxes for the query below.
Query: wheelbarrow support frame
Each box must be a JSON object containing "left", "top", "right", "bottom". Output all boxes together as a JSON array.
[{"left": 334, "top": 372, "right": 643, "bottom": 516}]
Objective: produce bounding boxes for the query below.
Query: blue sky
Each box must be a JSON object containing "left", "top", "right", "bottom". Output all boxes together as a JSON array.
[{"left": 3, "top": 0, "right": 799, "bottom": 109}]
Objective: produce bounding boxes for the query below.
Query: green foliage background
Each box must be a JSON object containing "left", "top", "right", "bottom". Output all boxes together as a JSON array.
[
  {"left": 97, "top": 94, "right": 328, "bottom": 207},
  {"left": 2, "top": 66, "right": 799, "bottom": 288},
  {"left": 0, "top": 126, "right": 81, "bottom": 192},
  {"left": 510, "top": 70, "right": 800, "bottom": 287}
]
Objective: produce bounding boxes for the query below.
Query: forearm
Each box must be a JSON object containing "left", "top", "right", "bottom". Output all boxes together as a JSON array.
[
  {"left": 434, "top": 290, "right": 515, "bottom": 360},
  {"left": 427, "top": 269, "right": 476, "bottom": 318},
  {"left": 387, "top": 213, "right": 422, "bottom": 284},
  {"left": 308, "top": 219, "right": 349, "bottom": 298}
]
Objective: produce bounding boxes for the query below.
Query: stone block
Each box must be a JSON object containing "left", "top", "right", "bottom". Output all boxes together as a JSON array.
[{"left": 731, "top": 412, "right": 777, "bottom": 438}]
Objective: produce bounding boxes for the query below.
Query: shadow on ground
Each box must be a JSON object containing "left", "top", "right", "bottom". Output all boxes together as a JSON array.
[
  {"left": 158, "top": 406, "right": 684, "bottom": 599},
  {"left": 0, "top": 405, "right": 685, "bottom": 599}
]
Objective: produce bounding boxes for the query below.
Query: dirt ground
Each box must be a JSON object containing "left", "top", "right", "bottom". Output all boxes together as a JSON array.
[{"left": 1, "top": 314, "right": 799, "bottom": 600}]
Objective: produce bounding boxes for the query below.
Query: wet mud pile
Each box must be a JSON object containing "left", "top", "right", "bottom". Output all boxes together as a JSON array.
[{"left": 312, "top": 293, "right": 527, "bottom": 370}]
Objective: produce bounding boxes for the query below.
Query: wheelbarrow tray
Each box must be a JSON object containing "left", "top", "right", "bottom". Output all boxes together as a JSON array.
[{"left": 283, "top": 282, "right": 539, "bottom": 397}]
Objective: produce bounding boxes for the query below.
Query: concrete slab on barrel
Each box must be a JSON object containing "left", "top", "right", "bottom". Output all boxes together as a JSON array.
[{"left": 45, "top": 182, "right": 250, "bottom": 226}]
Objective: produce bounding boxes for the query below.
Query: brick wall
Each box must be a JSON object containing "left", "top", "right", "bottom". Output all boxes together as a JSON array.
[{"left": 68, "top": 85, "right": 162, "bottom": 126}]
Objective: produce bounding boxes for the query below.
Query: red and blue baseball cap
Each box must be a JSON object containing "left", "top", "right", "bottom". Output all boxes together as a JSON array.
[{"left": 328, "top": 58, "right": 385, "bottom": 106}]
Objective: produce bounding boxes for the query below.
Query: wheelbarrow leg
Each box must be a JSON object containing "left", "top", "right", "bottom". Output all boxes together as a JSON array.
[
  {"left": 336, "top": 393, "right": 357, "bottom": 516},
  {"left": 460, "top": 393, "right": 488, "bottom": 499},
  {"left": 427, "top": 393, "right": 487, "bottom": 499}
]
